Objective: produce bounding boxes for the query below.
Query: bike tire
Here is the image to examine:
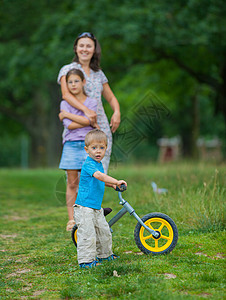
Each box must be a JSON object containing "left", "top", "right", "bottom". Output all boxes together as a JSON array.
[
  {"left": 134, "top": 212, "right": 178, "bottom": 255},
  {"left": 71, "top": 224, "right": 78, "bottom": 248}
]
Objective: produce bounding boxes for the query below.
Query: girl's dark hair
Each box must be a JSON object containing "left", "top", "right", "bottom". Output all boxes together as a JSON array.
[
  {"left": 66, "top": 69, "right": 87, "bottom": 96},
  {"left": 66, "top": 68, "right": 85, "bottom": 82},
  {"left": 72, "top": 33, "right": 101, "bottom": 72}
]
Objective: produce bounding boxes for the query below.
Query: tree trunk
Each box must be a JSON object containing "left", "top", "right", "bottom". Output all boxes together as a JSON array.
[
  {"left": 46, "top": 83, "right": 63, "bottom": 167},
  {"left": 190, "top": 91, "right": 199, "bottom": 159},
  {"left": 27, "top": 90, "right": 48, "bottom": 167},
  {"left": 180, "top": 90, "right": 200, "bottom": 159},
  {"left": 27, "top": 84, "right": 62, "bottom": 167}
]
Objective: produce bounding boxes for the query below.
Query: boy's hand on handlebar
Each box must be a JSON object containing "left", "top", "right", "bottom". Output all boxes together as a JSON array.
[
  {"left": 116, "top": 180, "right": 127, "bottom": 188},
  {"left": 112, "top": 184, "right": 117, "bottom": 190},
  {"left": 114, "top": 181, "right": 127, "bottom": 192}
]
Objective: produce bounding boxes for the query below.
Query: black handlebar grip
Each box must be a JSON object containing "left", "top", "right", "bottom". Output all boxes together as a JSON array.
[{"left": 115, "top": 184, "right": 127, "bottom": 192}]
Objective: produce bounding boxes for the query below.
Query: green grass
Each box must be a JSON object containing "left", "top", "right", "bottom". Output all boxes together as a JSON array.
[{"left": 0, "top": 163, "right": 225, "bottom": 299}]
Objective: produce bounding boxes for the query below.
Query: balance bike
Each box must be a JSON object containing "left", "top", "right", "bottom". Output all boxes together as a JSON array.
[{"left": 71, "top": 185, "right": 178, "bottom": 255}]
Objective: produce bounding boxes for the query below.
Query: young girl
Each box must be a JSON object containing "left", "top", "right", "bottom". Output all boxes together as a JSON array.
[{"left": 59, "top": 69, "right": 98, "bottom": 231}]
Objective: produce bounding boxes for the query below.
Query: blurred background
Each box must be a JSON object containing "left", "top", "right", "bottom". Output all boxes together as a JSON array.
[{"left": 0, "top": 0, "right": 225, "bottom": 168}]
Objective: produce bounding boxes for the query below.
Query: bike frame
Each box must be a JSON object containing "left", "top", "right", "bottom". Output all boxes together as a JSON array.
[{"left": 108, "top": 191, "right": 160, "bottom": 239}]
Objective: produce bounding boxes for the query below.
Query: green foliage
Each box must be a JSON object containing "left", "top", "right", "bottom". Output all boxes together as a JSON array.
[
  {"left": 0, "top": 0, "right": 225, "bottom": 166},
  {"left": 0, "top": 134, "right": 21, "bottom": 167}
]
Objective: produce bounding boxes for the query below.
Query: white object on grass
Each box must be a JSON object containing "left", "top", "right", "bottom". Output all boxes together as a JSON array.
[{"left": 151, "top": 182, "right": 168, "bottom": 194}]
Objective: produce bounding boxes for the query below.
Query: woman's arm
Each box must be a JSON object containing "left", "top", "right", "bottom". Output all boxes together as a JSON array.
[
  {"left": 102, "top": 83, "right": 121, "bottom": 133},
  {"left": 60, "top": 76, "right": 97, "bottom": 125}
]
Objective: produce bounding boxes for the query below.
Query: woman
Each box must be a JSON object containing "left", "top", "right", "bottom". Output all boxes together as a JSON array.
[
  {"left": 57, "top": 32, "right": 120, "bottom": 230},
  {"left": 57, "top": 32, "right": 120, "bottom": 173}
]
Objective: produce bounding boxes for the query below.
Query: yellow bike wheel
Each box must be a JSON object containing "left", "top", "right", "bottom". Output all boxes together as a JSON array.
[
  {"left": 134, "top": 212, "right": 178, "bottom": 255},
  {"left": 71, "top": 225, "right": 78, "bottom": 247}
]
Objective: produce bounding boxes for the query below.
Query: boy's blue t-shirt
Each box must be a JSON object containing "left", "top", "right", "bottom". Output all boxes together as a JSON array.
[{"left": 75, "top": 156, "right": 105, "bottom": 210}]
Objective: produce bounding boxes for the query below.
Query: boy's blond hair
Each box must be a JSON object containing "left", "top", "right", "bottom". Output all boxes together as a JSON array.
[{"left": 85, "top": 129, "right": 108, "bottom": 147}]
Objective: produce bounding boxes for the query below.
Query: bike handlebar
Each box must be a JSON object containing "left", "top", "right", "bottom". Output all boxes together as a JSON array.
[{"left": 115, "top": 184, "right": 127, "bottom": 192}]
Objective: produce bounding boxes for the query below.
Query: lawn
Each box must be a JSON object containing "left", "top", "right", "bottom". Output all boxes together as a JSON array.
[{"left": 0, "top": 162, "right": 225, "bottom": 299}]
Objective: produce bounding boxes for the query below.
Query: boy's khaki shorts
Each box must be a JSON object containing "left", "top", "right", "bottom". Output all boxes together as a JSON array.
[{"left": 74, "top": 205, "right": 113, "bottom": 264}]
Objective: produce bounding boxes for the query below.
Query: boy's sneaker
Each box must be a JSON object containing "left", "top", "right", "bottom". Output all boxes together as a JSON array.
[
  {"left": 103, "top": 207, "right": 112, "bottom": 216},
  {"left": 79, "top": 260, "right": 101, "bottom": 269},
  {"left": 96, "top": 254, "right": 119, "bottom": 262}
]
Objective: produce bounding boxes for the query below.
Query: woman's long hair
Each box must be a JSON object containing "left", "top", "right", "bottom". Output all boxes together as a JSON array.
[{"left": 72, "top": 33, "right": 101, "bottom": 72}]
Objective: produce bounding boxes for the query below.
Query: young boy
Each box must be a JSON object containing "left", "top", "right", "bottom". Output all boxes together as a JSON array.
[{"left": 74, "top": 129, "right": 127, "bottom": 268}]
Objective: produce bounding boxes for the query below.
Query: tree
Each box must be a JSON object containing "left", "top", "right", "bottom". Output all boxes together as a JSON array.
[
  {"left": 0, "top": 1, "right": 66, "bottom": 166},
  {"left": 97, "top": 0, "right": 226, "bottom": 157},
  {"left": 100, "top": 0, "right": 226, "bottom": 120},
  {"left": 0, "top": 0, "right": 225, "bottom": 166}
]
